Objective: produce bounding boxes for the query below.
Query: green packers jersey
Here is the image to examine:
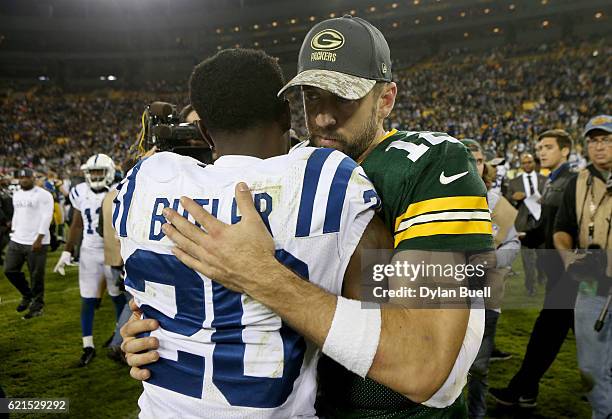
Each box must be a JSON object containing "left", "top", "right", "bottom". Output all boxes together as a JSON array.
[
  {"left": 317, "top": 129, "right": 493, "bottom": 418},
  {"left": 361, "top": 129, "right": 493, "bottom": 252}
]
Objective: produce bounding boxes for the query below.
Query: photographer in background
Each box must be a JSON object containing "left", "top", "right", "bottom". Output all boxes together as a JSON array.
[{"left": 553, "top": 115, "right": 612, "bottom": 419}]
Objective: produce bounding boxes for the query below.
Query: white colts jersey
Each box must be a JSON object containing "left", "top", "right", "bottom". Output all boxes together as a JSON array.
[
  {"left": 113, "top": 150, "right": 379, "bottom": 419},
  {"left": 69, "top": 182, "right": 107, "bottom": 249}
]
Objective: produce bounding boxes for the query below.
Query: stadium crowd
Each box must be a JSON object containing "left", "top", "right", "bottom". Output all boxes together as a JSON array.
[{"left": 1, "top": 40, "right": 610, "bottom": 180}]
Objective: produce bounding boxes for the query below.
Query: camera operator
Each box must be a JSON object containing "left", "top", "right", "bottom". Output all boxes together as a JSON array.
[{"left": 553, "top": 115, "right": 611, "bottom": 419}]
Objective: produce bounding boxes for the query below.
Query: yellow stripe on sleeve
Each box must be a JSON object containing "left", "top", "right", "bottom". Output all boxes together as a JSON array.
[
  {"left": 394, "top": 196, "right": 489, "bottom": 232},
  {"left": 394, "top": 220, "right": 493, "bottom": 248}
]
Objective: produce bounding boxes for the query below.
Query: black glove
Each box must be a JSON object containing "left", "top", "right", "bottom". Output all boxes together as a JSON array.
[{"left": 111, "top": 265, "right": 125, "bottom": 292}]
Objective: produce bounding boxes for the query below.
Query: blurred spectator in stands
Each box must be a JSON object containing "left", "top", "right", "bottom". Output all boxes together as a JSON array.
[{"left": 569, "top": 142, "right": 588, "bottom": 171}]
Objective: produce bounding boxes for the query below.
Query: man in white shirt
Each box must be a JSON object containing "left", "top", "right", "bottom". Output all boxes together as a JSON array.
[{"left": 3, "top": 168, "right": 54, "bottom": 319}]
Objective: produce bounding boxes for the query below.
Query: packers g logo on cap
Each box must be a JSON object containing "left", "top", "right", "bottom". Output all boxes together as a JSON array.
[{"left": 311, "top": 29, "right": 345, "bottom": 51}]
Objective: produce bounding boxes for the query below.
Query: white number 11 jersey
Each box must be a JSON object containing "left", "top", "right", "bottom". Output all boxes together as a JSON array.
[{"left": 113, "top": 148, "right": 379, "bottom": 418}]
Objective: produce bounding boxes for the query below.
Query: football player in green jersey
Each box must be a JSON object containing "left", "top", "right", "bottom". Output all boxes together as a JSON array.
[{"left": 122, "top": 16, "right": 494, "bottom": 418}]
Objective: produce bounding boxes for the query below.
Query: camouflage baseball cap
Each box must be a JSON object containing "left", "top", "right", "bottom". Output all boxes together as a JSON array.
[{"left": 278, "top": 15, "right": 392, "bottom": 100}]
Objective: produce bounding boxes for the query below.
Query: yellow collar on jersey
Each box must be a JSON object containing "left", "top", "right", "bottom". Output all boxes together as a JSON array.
[{"left": 357, "top": 128, "right": 398, "bottom": 164}]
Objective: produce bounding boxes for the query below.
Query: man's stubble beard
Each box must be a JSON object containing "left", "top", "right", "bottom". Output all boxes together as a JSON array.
[{"left": 308, "top": 107, "right": 379, "bottom": 161}]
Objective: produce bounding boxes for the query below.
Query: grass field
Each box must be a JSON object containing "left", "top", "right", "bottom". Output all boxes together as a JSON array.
[{"left": 0, "top": 250, "right": 592, "bottom": 418}]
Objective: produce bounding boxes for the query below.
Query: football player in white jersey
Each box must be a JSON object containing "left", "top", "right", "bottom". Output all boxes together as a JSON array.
[
  {"left": 54, "top": 153, "right": 127, "bottom": 366},
  {"left": 114, "top": 49, "right": 389, "bottom": 418}
]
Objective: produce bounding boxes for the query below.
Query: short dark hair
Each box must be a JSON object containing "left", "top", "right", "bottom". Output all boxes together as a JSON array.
[
  {"left": 537, "top": 129, "right": 573, "bottom": 152},
  {"left": 189, "top": 49, "right": 286, "bottom": 133}
]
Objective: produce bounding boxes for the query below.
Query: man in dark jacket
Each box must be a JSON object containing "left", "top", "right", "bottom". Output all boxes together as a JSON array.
[{"left": 490, "top": 129, "right": 578, "bottom": 408}]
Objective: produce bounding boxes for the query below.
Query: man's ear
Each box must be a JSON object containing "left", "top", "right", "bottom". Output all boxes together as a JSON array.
[
  {"left": 561, "top": 146, "right": 570, "bottom": 159},
  {"left": 378, "top": 82, "right": 397, "bottom": 121}
]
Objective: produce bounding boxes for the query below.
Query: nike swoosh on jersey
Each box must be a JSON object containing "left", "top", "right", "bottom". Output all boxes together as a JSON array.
[{"left": 439, "top": 171, "right": 469, "bottom": 184}]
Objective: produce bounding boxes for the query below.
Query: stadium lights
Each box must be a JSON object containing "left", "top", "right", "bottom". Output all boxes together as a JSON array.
[
  {"left": 593, "top": 50, "right": 599, "bottom": 56},
  {"left": 493, "top": 27, "right": 500, "bottom": 33},
  {"left": 460, "top": 11, "right": 466, "bottom": 17},
  {"left": 509, "top": 4, "right": 516, "bottom": 10},
  {"left": 217, "top": 45, "right": 222, "bottom": 50},
  {"left": 254, "top": 41, "right": 260, "bottom": 47},
  {"left": 215, "top": 28, "right": 222, "bottom": 34},
  {"left": 464, "top": 32, "right": 469, "bottom": 38},
  {"left": 369, "top": 6, "right": 376, "bottom": 12},
  {"left": 541, "top": 0, "right": 548, "bottom": 4},
  {"left": 413, "top": 0, "right": 420, "bottom": 5},
  {"left": 273, "top": 39, "right": 279, "bottom": 44},
  {"left": 414, "top": 18, "right": 420, "bottom": 24},
  {"left": 541, "top": 20, "right": 549, "bottom": 28},
  {"left": 271, "top": 21, "right": 278, "bottom": 27},
  {"left": 107, "top": 75, "right": 117, "bottom": 81},
  {"left": 38, "top": 76, "right": 49, "bottom": 81},
  {"left": 235, "top": 43, "right": 240, "bottom": 48},
  {"left": 391, "top": 3, "right": 398, "bottom": 8},
  {"left": 253, "top": 24, "right": 259, "bottom": 30},
  {"left": 436, "top": 15, "right": 443, "bottom": 21},
  {"left": 290, "top": 18, "right": 297, "bottom": 24},
  {"left": 349, "top": 10, "right": 356, "bottom": 15},
  {"left": 309, "top": 16, "right": 316, "bottom": 21},
  {"left": 484, "top": 8, "right": 491, "bottom": 14},
  {"left": 594, "top": 12, "right": 603, "bottom": 19},
  {"left": 99, "top": 76, "right": 106, "bottom": 81},
  {"left": 233, "top": 26, "right": 240, "bottom": 32},
  {"left": 392, "top": 22, "right": 399, "bottom": 28},
  {"left": 330, "top": 12, "right": 336, "bottom": 18}
]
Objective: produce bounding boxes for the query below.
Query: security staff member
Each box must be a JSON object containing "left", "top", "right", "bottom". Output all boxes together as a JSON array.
[{"left": 554, "top": 115, "right": 612, "bottom": 419}]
